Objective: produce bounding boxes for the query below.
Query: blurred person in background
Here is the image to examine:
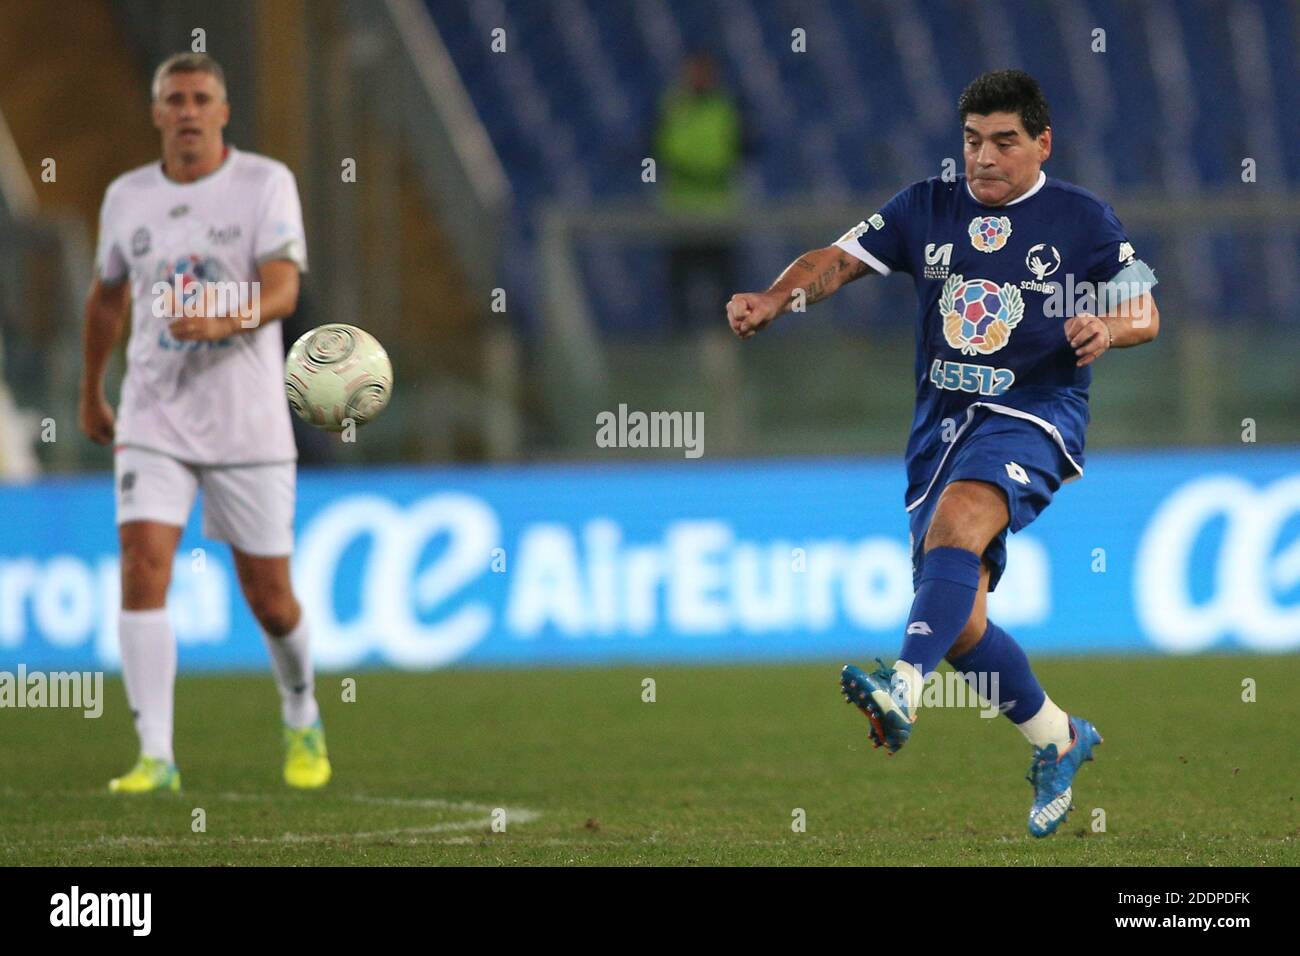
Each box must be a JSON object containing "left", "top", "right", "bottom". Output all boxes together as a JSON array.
[
  {"left": 78, "top": 52, "right": 330, "bottom": 794},
  {"left": 655, "top": 51, "right": 746, "bottom": 333}
]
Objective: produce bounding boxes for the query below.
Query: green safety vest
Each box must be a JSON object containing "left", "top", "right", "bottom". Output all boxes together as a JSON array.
[{"left": 655, "top": 90, "right": 742, "bottom": 212}]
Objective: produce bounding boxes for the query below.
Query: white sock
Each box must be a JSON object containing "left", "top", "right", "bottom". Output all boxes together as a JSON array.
[
  {"left": 1015, "top": 695, "right": 1072, "bottom": 750},
  {"left": 891, "top": 660, "right": 926, "bottom": 713},
  {"left": 262, "top": 613, "right": 320, "bottom": 728},
  {"left": 118, "top": 608, "right": 177, "bottom": 764}
]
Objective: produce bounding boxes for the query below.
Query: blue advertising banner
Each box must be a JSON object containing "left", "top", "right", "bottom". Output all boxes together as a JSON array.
[{"left": 2, "top": 447, "right": 1298, "bottom": 672}]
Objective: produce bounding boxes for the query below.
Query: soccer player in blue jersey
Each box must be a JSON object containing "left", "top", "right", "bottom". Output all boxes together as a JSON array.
[{"left": 725, "top": 70, "right": 1159, "bottom": 836}]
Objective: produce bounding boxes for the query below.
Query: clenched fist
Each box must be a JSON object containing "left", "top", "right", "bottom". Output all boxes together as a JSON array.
[
  {"left": 79, "top": 388, "right": 115, "bottom": 445},
  {"left": 726, "top": 291, "right": 784, "bottom": 339}
]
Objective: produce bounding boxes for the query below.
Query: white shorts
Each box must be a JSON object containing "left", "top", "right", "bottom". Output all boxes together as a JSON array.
[{"left": 114, "top": 446, "right": 296, "bottom": 556}]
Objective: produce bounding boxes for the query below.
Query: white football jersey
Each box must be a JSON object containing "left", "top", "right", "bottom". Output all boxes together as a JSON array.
[{"left": 95, "top": 146, "right": 307, "bottom": 465}]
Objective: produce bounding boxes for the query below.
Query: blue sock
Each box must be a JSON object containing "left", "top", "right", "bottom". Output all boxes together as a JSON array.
[
  {"left": 898, "top": 546, "right": 983, "bottom": 676},
  {"left": 947, "top": 620, "right": 1046, "bottom": 724}
]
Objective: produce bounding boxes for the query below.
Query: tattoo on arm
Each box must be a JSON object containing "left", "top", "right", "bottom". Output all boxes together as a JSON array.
[
  {"left": 777, "top": 248, "right": 872, "bottom": 310},
  {"left": 804, "top": 264, "right": 837, "bottom": 302},
  {"left": 805, "top": 252, "right": 868, "bottom": 303},
  {"left": 837, "top": 251, "right": 869, "bottom": 281}
]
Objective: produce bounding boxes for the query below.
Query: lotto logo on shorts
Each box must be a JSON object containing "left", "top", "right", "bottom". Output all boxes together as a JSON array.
[{"left": 1005, "top": 462, "right": 1030, "bottom": 485}]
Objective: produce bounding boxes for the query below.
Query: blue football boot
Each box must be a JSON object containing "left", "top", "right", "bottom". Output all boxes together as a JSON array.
[
  {"left": 1026, "top": 715, "right": 1103, "bottom": 837},
  {"left": 840, "top": 660, "right": 915, "bottom": 754}
]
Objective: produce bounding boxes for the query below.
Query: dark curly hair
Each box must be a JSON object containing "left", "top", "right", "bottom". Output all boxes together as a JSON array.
[{"left": 958, "top": 70, "right": 1051, "bottom": 138}]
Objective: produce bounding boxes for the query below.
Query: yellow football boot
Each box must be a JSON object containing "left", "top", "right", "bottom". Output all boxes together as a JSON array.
[
  {"left": 283, "top": 721, "right": 332, "bottom": 789},
  {"left": 108, "top": 755, "right": 181, "bottom": 794}
]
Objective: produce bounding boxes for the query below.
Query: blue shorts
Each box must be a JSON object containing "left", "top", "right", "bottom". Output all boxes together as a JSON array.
[{"left": 907, "top": 408, "right": 1077, "bottom": 593}]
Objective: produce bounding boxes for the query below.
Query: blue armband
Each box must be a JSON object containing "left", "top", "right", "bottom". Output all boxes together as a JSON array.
[{"left": 1097, "top": 259, "right": 1158, "bottom": 314}]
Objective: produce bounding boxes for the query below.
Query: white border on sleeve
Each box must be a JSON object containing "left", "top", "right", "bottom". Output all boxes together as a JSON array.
[{"left": 833, "top": 237, "right": 892, "bottom": 277}]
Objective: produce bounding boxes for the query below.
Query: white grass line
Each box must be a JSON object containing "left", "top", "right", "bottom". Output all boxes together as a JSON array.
[
  {"left": 83, "top": 807, "right": 541, "bottom": 848},
  {"left": 212, "top": 791, "right": 496, "bottom": 812},
  {"left": 1, "top": 788, "right": 541, "bottom": 849}
]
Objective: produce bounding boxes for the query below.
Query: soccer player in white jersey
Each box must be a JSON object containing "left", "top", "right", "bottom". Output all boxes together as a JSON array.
[{"left": 78, "top": 53, "right": 330, "bottom": 792}]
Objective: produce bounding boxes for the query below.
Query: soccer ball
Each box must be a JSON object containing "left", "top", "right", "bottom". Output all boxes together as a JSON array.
[
  {"left": 956, "top": 278, "right": 1008, "bottom": 346},
  {"left": 284, "top": 324, "right": 393, "bottom": 432}
]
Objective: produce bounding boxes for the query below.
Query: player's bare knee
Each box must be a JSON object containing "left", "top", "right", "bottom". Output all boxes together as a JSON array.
[
  {"left": 251, "top": 592, "right": 301, "bottom": 637},
  {"left": 119, "top": 547, "right": 173, "bottom": 607},
  {"left": 119, "top": 554, "right": 170, "bottom": 590},
  {"left": 926, "top": 484, "right": 1007, "bottom": 555},
  {"left": 923, "top": 521, "right": 983, "bottom": 555}
]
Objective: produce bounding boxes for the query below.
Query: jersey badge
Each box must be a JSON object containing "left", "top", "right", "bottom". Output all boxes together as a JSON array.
[
  {"left": 923, "top": 242, "right": 953, "bottom": 280},
  {"left": 939, "top": 274, "right": 1025, "bottom": 355},
  {"left": 968, "top": 215, "right": 1012, "bottom": 253},
  {"left": 1025, "top": 243, "right": 1061, "bottom": 280}
]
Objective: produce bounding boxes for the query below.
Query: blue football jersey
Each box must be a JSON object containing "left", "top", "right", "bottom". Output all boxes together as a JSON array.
[{"left": 834, "top": 171, "right": 1156, "bottom": 510}]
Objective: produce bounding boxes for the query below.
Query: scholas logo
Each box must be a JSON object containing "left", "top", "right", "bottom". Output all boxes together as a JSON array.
[
  {"left": 1026, "top": 243, "right": 1061, "bottom": 280},
  {"left": 939, "top": 274, "right": 1025, "bottom": 355},
  {"left": 969, "top": 215, "right": 1012, "bottom": 253}
]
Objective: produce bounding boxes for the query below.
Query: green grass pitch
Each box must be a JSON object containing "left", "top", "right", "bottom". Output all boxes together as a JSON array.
[{"left": 2, "top": 655, "right": 1297, "bottom": 865}]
